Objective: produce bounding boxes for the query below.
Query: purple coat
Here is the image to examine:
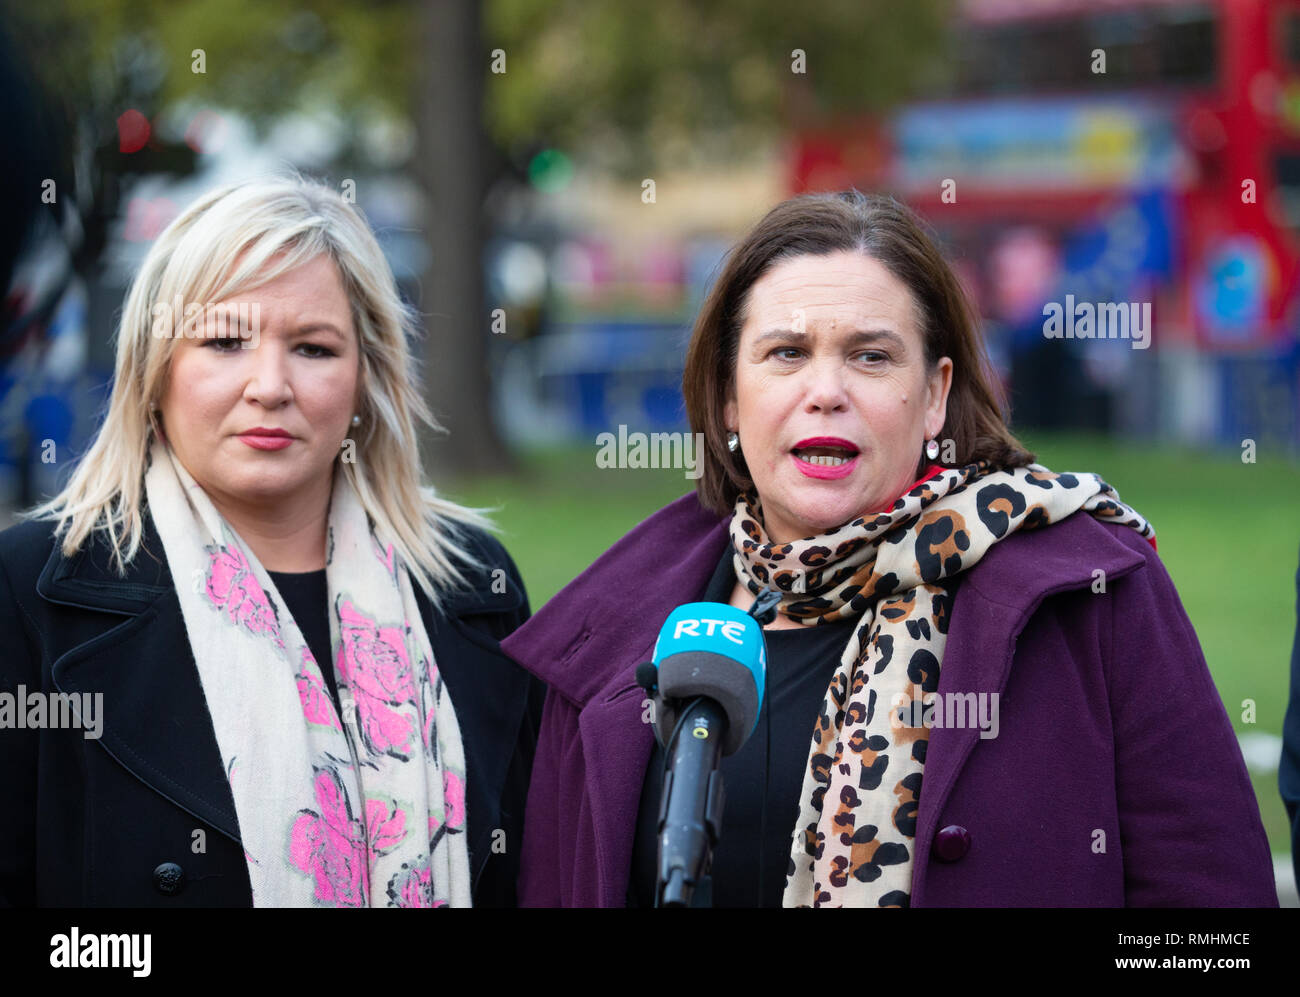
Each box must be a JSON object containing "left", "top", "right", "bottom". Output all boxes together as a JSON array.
[{"left": 502, "top": 493, "right": 1278, "bottom": 907}]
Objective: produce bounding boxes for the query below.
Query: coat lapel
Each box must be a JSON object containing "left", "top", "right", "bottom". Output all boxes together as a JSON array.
[
  {"left": 37, "top": 517, "right": 244, "bottom": 845},
  {"left": 503, "top": 494, "right": 731, "bottom": 905},
  {"left": 909, "top": 513, "right": 1148, "bottom": 904}
]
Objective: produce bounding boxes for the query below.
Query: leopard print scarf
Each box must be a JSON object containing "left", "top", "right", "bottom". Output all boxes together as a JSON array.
[{"left": 727, "top": 461, "right": 1154, "bottom": 908}]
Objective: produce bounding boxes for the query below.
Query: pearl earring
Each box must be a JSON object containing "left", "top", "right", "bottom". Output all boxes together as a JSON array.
[
  {"left": 351, "top": 414, "right": 361, "bottom": 427},
  {"left": 727, "top": 431, "right": 739, "bottom": 453},
  {"left": 925, "top": 438, "right": 940, "bottom": 460}
]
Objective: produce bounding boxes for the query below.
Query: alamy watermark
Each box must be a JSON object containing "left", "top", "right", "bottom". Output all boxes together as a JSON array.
[
  {"left": 0, "top": 686, "right": 103, "bottom": 739},
  {"left": 891, "top": 690, "right": 999, "bottom": 740},
  {"left": 1042, "top": 295, "right": 1151, "bottom": 350},
  {"left": 151, "top": 295, "right": 261, "bottom": 349},
  {"left": 595, "top": 425, "right": 706, "bottom": 480},
  {"left": 50, "top": 928, "right": 150, "bottom": 976}
]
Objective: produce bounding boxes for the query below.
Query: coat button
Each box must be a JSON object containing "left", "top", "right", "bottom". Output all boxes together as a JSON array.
[
  {"left": 932, "top": 825, "right": 970, "bottom": 862},
  {"left": 153, "top": 862, "right": 186, "bottom": 895}
]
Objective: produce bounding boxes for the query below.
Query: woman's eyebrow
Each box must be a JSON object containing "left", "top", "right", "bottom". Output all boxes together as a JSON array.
[
  {"left": 844, "top": 329, "right": 905, "bottom": 349},
  {"left": 751, "top": 328, "right": 806, "bottom": 346},
  {"left": 295, "top": 321, "right": 347, "bottom": 339},
  {"left": 752, "top": 328, "right": 904, "bottom": 348},
  {"left": 201, "top": 309, "right": 348, "bottom": 340}
]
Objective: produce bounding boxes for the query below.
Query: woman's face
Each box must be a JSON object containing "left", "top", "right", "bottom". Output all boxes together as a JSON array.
[
  {"left": 724, "top": 250, "right": 952, "bottom": 543},
  {"left": 157, "top": 253, "right": 360, "bottom": 518}
]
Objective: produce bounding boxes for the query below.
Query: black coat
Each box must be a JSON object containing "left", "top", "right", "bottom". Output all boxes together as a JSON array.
[{"left": 0, "top": 512, "right": 544, "bottom": 907}]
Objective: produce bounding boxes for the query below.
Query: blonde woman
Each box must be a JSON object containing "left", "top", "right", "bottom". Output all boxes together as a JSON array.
[{"left": 0, "top": 175, "right": 542, "bottom": 907}]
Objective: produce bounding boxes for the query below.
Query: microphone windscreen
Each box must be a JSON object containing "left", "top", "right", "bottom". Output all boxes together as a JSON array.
[{"left": 650, "top": 602, "right": 767, "bottom": 756}]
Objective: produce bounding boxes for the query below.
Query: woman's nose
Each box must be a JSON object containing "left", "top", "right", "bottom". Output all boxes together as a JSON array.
[
  {"left": 802, "top": 359, "right": 849, "bottom": 412},
  {"left": 242, "top": 347, "right": 293, "bottom": 407}
]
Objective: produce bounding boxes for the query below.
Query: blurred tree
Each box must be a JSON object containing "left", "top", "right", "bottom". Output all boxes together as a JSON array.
[
  {"left": 3, "top": 0, "right": 952, "bottom": 476},
  {"left": 485, "top": 0, "right": 953, "bottom": 172}
]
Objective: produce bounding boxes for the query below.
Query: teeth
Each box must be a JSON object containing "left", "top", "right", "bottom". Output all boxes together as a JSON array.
[{"left": 799, "top": 454, "right": 848, "bottom": 466}]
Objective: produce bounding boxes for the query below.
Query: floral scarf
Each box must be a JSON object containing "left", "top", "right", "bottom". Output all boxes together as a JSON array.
[
  {"left": 144, "top": 440, "right": 471, "bottom": 907},
  {"left": 728, "top": 461, "right": 1154, "bottom": 908}
]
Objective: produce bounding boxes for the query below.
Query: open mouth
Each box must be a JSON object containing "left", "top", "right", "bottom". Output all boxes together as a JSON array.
[{"left": 791, "top": 438, "right": 860, "bottom": 467}]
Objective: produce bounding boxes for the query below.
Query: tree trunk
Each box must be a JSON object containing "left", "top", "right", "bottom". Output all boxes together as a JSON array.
[{"left": 413, "top": 0, "right": 512, "bottom": 478}]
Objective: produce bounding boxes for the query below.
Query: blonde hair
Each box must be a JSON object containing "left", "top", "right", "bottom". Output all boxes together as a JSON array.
[{"left": 24, "top": 172, "right": 492, "bottom": 608}]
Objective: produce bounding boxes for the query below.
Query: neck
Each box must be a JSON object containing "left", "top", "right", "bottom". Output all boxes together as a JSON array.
[{"left": 209, "top": 489, "right": 331, "bottom": 573}]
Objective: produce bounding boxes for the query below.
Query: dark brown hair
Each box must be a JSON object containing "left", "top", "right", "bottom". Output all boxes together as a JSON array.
[{"left": 682, "top": 189, "right": 1035, "bottom": 515}]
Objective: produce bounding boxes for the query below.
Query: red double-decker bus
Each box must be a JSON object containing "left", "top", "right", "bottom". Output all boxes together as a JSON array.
[{"left": 789, "top": 0, "right": 1300, "bottom": 445}]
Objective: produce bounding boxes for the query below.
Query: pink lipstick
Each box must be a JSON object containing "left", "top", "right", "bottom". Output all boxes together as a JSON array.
[
  {"left": 238, "top": 427, "right": 294, "bottom": 451},
  {"left": 790, "top": 436, "right": 860, "bottom": 480}
]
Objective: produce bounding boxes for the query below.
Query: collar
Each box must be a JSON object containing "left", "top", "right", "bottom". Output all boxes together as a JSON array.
[
  {"left": 502, "top": 493, "right": 730, "bottom": 707},
  {"left": 37, "top": 514, "right": 173, "bottom": 614},
  {"left": 503, "top": 491, "right": 1149, "bottom": 708}
]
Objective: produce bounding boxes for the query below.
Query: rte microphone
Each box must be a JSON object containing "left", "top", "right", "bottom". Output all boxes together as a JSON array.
[{"left": 637, "top": 596, "right": 773, "bottom": 907}]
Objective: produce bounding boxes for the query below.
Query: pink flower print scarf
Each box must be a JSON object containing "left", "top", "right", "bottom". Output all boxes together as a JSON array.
[{"left": 144, "top": 440, "right": 472, "bottom": 906}]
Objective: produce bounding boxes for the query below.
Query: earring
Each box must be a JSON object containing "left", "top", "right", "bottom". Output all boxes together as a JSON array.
[
  {"left": 351, "top": 414, "right": 361, "bottom": 427},
  {"left": 727, "top": 431, "right": 739, "bottom": 453},
  {"left": 925, "top": 438, "right": 940, "bottom": 460}
]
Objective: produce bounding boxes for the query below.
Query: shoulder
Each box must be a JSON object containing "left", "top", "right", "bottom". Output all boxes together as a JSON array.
[
  {"left": 0, "top": 520, "right": 66, "bottom": 664},
  {"left": 528, "top": 492, "right": 725, "bottom": 615},
  {"left": 501, "top": 493, "right": 728, "bottom": 696},
  {"left": 564, "top": 492, "right": 723, "bottom": 587},
  {"left": 445, "top": 519, "right": 518, "bottom": 577},
  {"left": 1088, "top": 518, "right": 1187, "bottom": 621},
  {"left": 424, "top": 517, "right": 531, "bottom": 627},
  {"left": 959, "top": 509, "right": 1155, "bottom": 611},
  {"left": 0, "top": 518, "right": 62, "bottom": 587}
]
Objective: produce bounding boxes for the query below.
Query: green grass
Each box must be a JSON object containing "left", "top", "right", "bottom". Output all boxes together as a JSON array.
[
  {"left": 447, "top": 446, "right": 699, "bottom": 608},
  {"left": 445, "top": 432, "right": 1300, "bottom": 859}
]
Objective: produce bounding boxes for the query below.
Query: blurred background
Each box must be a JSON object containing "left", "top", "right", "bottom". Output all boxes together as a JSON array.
[{"left": 2, "top": 0, "right": 1297, "bottom": 900}]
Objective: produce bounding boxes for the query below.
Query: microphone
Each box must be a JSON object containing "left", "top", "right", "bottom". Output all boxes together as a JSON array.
[{"left": 638, "top": 598, "right": 771, "bottom": 907}]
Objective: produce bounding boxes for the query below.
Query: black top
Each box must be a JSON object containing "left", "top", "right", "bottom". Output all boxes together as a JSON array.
[
  {"left": 627, "top": 548, "right": 860, "bottom": 908},
  {"left": 267, "top": 568, "right": 342, "bottom": 712}
]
